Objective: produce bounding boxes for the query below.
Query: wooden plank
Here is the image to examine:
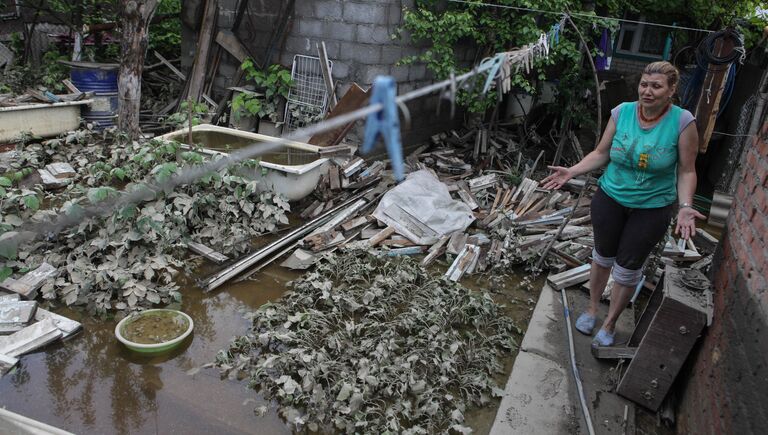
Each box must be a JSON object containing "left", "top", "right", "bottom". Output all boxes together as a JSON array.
[
  {"left": 215, "top": 30, "right": 249, "bottom": 63},
  {"left": 445, "top": 244, "right": 480, "bottom": 282},
  {"left": 0, "top": 301, "right": 37, "bottom": 334},
  {"left": 340, "top": 215, "right": 370, "bottom": 232},
  {"left": 308, "top": 83, "right": 370, "bottom": 146},
  {"left": 384, "top": 246, "right": 427, "bottom": 256},
  {"left": 456, "top": 183, "right": 479, "bottom": 210},
  {"left": 421, "top": 235, "right": 450, "bottom": 267},
  {"left": 546, "top": 263, "right": 591, "bottom": 290},
  {"left": 37, "top": 169, "right": 68, "bottom": 189},
  {"left": 342, "top": 157, "right": 365, "bottom": 177},
  {"left": 617, "top": 266, "right": 709, "bottom": 410},
  {"left": 45, "top": 162, "right": 76, "bottom": 179},
  {"left": 329, "top": 165, "right": 341, "bottom": 190},
  {"left": 591, "top": 346, "right": 637, "bottom": 360},
  {"left": 62, "top": 79, "right": 80, "bottom": 94},
  {"left": 368, "top": 226, "right": 395, "bottom": 247},
  {"left": 185, "top": 0, "right": 218, "bottom": 103},
  {"left": 693, "top": 228, "right": 719, "bottom": 253},
  {"left": 0, "top": 352, "right": 17, "bottom": 376},
  {"left": 154, "top": 50, "right": 186, "bottom": 81},
  {"left": 187, "top": 241, "right": 229, "bottom": 264},
  {"left": 694, "top": 36, "right": 735, "bottom": 153},
  {"left": 0, "top": 318, "right": 62, "bottom": 358},
  {"left": 446, "top": 232, "right": 468, "bottom": 255},
  {"left": 316, "top": 41, "right": 337, "bottom": 110},
  {"left": 34, "top": 308, "right": 82, "bottom": 339},
  {"left": 0, "top": 263, "right": 56, "bottom": 299}
]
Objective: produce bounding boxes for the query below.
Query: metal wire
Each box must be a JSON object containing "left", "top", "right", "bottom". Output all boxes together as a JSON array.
[
  {"left": 446, "top": 0, "right": 715, "bottom": 33},
  {"left": 0, "top": 39, "right": 549, "bottom": 251}
]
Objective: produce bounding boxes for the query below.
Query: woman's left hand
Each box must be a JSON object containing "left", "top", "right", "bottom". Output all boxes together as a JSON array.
[{"left": 675, "top": 207, "right": 706, "bottom": 240}]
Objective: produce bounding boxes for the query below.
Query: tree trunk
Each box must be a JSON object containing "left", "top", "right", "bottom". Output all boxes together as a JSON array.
[{"left": 117, "top": 0, "right": 159, "bottom": 140}]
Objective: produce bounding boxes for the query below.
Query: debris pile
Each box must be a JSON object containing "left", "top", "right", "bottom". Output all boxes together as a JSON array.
[
  {"left": 217, "top": 250, "right": 520, "bottom": 434},
  {"left": 0, "top": 292, "right": 82, "bottom": 377}
]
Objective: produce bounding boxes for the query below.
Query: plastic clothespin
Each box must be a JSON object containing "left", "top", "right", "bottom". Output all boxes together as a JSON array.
[
  {"left": 479, "top": 53, "right": 506, "bottom": 94},
  {"left": 361, "top": 76, "right": 405, "bottom": 182}
]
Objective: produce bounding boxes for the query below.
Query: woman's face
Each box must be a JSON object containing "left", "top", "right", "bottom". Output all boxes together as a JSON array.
[{"left": 637, "top": 73, "right": 675, "bottom": 111}]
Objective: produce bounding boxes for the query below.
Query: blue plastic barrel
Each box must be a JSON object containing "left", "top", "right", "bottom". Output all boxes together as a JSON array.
[{"left": 66, "top": 61, "right": 120, "bottom": 130}]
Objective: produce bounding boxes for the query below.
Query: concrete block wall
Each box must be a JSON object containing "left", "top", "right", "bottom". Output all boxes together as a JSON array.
[
  {"left": 183, "top": 0, "right": 475, "bottom": 147},
  {"left": 676, "top": 117, "right": 768, "bottom": 434}
]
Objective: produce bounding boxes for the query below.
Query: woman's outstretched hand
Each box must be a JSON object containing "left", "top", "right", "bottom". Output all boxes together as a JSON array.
[
  {"left": 675, "top": 207, "right": 706, "bottom": 240},
  {"left": 541, "top": 166, "right": 574, "bottom": 190}
]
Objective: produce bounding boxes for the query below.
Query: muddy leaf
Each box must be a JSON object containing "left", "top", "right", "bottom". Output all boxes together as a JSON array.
[{"left": 336, "top": 382, "right": 353, "bottom": 401}]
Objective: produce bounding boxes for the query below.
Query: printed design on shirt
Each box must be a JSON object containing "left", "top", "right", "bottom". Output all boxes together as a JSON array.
[{"left": 611, "top": 134, "right": 677, "bottom": 185}]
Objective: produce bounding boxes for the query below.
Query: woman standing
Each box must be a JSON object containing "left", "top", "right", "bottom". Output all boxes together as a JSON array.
[{"left": 542, "top": 61, "right": 705, "bottom": 346}]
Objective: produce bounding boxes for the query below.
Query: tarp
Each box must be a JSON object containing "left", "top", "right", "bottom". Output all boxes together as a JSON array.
[{"left": 372, "top": 170, "right": 475, "bottom": 245}]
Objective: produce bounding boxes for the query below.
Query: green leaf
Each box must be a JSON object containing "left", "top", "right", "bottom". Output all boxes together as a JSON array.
[
  {"left": 0, "top": 266, "right": 12, "bottom": 281},
  {"left": 23, "top": 195, "right": 40, "bottom": 211},
  {"left": 0, "top": 176, "right": 12, "bottom": 187}
]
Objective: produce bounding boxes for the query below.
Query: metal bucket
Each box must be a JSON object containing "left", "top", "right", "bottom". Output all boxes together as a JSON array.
[{"left": 65, "top": 61, "right": 119, "bottom": 129}]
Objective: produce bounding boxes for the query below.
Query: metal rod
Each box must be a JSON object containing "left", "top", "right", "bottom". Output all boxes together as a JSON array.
[
  {"left": 201, "top": 187, "right": 374, "bottom": 292},
  {"left": 561, "top": 287, "right": 597, "bottom": 435}
]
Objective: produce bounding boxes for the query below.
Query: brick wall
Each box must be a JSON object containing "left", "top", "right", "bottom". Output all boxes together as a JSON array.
[
  {"left": 182, "top": 0, "right": 472, "bottom": 146},
  {"left": 676, "top": 115, "right": 768, "bottom": 433}
]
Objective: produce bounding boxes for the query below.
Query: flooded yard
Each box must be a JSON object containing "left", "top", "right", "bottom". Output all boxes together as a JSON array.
[{"left": 0, "top": 256, "right": 542, "bottom": 435}]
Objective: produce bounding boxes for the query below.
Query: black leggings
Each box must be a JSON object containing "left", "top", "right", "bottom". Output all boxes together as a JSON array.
[{"left": 591, "top": 187, "right": 673, "bottom": 273}]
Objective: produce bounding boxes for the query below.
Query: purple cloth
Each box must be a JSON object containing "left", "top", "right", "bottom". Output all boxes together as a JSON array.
[{"left": 596, "top": 29, "right": 610, "bottom": 71}]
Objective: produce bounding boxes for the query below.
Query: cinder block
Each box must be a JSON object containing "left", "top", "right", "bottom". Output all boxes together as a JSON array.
[
  {"left": 365, "top": 25, "right": 393, "bottom": 44},
  {"left": 389, "top": 2, "right": 403, "bottom": 24},
  {"left": 294, "top": 1, "right": 315, "bottom": 18},
  {"left": 323, "top": 21, "right": 356, "bottom": 42},
  {"left": 315, "top": 0, "right": 343, "bottom": 19},
  {"left": 381, "top": 46, "right": 404, "bottom": 64},
  {"left": 362, "top": 65, "right": 390, "bottom": 85},
  {"left": 390, "top": 64, "right": 409, "bottom": 82},
  {"left": 343, "top": 2, "right": 388, "bottom": 24},
  {"left": 340, "top": 42, "right": 381, "bottom": 65},
  {"left": 285, "top": 36, "right": 312, "bottom": 55},
  {"left": 297, "top": 19, "right": 324, "bottom": 38},
  {"left": 409, "top": 63, "right": 427, "bottom": 81},
  {"left": 332, "top": 61, "right": 350, "bottom": 79}
]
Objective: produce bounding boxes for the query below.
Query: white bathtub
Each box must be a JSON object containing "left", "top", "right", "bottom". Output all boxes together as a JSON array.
[
  {"left": 0, "top": 100, "right": 93, "bottom": 143},
  {"left": 158, "top": 124, "right": 328, "bottom": 201}
]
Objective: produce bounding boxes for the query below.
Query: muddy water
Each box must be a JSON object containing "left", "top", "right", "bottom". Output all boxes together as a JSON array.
[
  {"left": 0, "top": 255, "right": 543, "bottom": 435},
  {"left": 0, "top": 262, "right": 301, "bottom": 435}
]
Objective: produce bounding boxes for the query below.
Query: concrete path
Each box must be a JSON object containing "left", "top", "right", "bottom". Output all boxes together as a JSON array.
[{"left": 490, "top": 283, "right": 636, "bottom": 435}]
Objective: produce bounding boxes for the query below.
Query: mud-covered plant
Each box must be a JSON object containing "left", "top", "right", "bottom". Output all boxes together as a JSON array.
[
  {"left": 216, "top": 250, "right": 521, "bottom": 434},
  {"left": 1, "top": 134, "right": 291, "bottom": 314}
]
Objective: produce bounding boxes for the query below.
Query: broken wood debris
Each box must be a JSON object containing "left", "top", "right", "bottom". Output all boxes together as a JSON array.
[{"left": 0, "top": 263, "right": 57, "bottom": 299}]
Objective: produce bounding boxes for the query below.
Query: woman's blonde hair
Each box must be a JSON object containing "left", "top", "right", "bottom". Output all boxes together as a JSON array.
[{"left": 643, "top": 61, "right": 680, "bottom": 88}]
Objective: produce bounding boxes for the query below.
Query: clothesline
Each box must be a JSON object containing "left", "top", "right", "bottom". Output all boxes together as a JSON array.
[
  {"left": 446, "top": 0, "right": 716, "bottom": 34},
  {"left": 2, "top": 34, "right": 555, "bottom": 247}
]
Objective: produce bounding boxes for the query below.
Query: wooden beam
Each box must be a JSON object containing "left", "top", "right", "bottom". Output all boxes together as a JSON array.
[
  {"left": 316, "top": 41, "right": 337, "bottom": 110},
  {"left": 186, "top": 0, "right": 218, "bottom": 103},
  {"left": 694, "top": 35, "right": 736, "bottom": 153},
  {"left": 0, "top": 263, "right": 56, "bottom": 299},
  {"left": 216, "top": 30, "right": 250, "bottom": 63},
  {"left": 546, "top": 263, "right": 591, "bottom": 290}
]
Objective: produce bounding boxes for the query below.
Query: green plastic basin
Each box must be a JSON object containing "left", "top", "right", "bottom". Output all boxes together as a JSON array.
[{"left": 115, "top": 309, "right": 194, "bottom": 354}]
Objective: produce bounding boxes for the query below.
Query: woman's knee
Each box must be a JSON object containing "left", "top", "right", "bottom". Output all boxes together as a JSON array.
[
  {"left": 592, "top": 248, "right": 615, "bottom": 268},
  {"left": 611, "top": 263, "right": 644, "bottom": 287}
]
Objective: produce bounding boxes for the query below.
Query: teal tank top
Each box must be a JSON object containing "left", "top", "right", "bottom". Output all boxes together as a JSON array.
[{"left": 599, "top": 102, "right": 681, "bottom": 208}]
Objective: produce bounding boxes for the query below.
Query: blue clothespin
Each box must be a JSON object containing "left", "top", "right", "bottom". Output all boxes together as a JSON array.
[
  {"left": 479, "top": 53, "right": 505, "bottom": 94},
  {"left": 361, "top": 76, "right": 405, "bottom": 182}
]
